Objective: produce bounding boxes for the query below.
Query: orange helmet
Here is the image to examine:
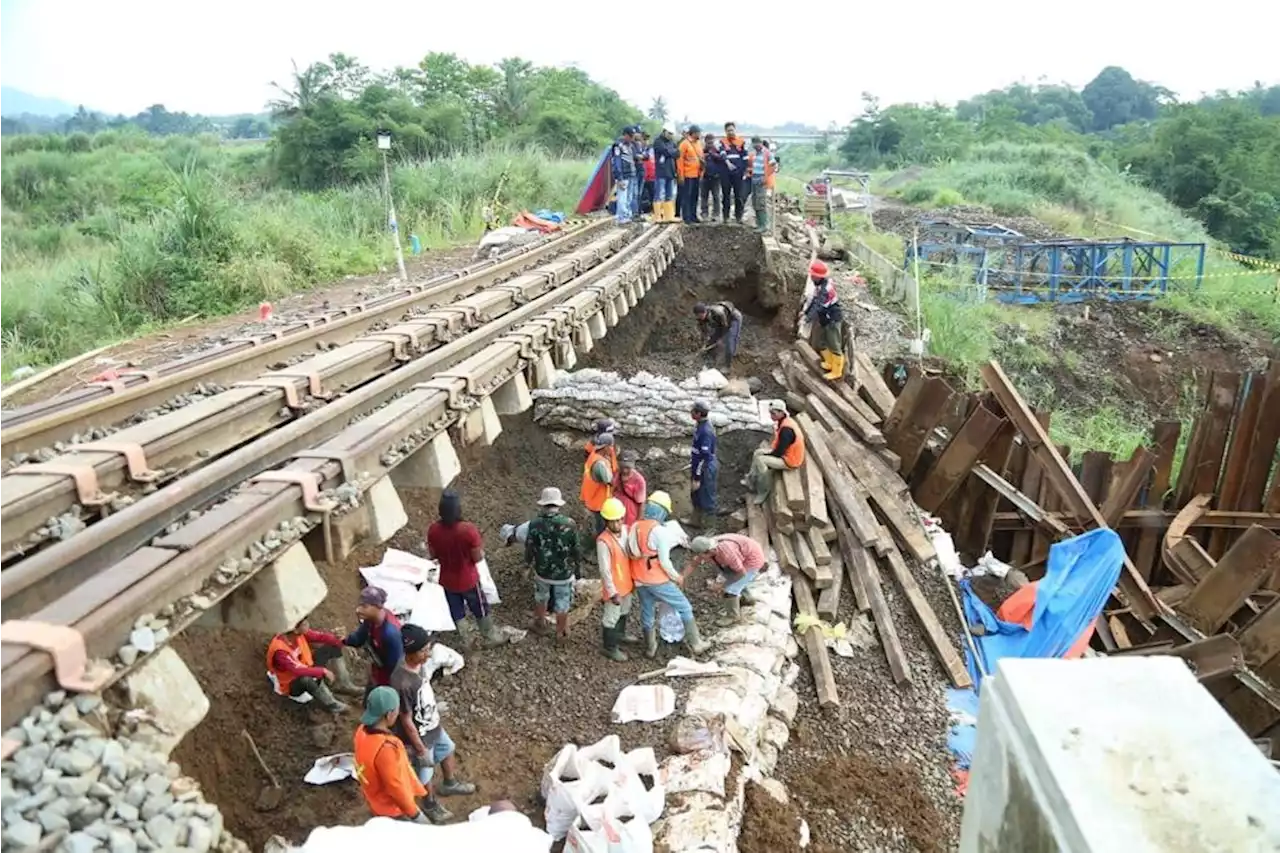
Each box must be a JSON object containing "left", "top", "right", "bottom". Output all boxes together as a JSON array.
[{"left": 809, "top": 259, "right": 829, "bottom": 278}]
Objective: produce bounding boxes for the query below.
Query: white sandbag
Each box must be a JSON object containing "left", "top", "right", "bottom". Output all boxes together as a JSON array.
[
  {"left": 567, "top": 811, "right": 654, "bottom": 853},
  {"left": 299, "top": 812, "right": 552, "bottom": 853},
  {"left": 407, "top": 583, "right": 456, "bottom": 633},
  {"left": 373, "top": 548, "right": 437, "bottom": 585},
  {"left": 545, "top": 761, "right": 610, "bottom": 841},
  {"left": 658, "top": 750, "right": 730, "bottom": 798},
  {"left": 574, "top": 735, "right": 624, "bottom": 773},
  {"left": 477, "top": 558, "right": 501, "bottom": 605},
  {"left": 611, "top": 685, "right": 676, "bottom": 723},
  {"left": 697, "top": 368, "right": 729, "bottom": 390}
]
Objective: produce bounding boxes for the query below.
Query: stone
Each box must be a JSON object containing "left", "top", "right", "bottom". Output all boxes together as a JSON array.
[
  {"left": 114, "top": 802, "right": 140, "bottom": 823},
  {"left": 108, "top": 828, "right": 139, "bottom": 853},
  {"left": 56, "top": 747, "right": 99, "bottom": 775},
  {"left": 100, "top": 740, "right": 127, "bottom": 779},
  {"left": 144, "top": 814, "right": 179, "bottom": 848},
  {"left": 118, "top": 645, "right": 140, "bottom": 666},
  {"left": 132, "top": 828, "right": 155, "bottom": 851},
  {"left": 56, "top": 775, "right": 95, "bottom": 797},
  {"left": 186, "top": 818, "right": 215, "bottom": 853},
  {"left": 63, "top": 831, "right": 100, "bottom": 853},
  {"left": 130, "top": 628, "right": 157, "bottom": 654},
  {"left": 140, "top": 792, "right": 173, "bottom": 821},
  {"left": 70, "top": 800, "right": 106, "bottom": 828},
  {"left": 73, "top": 695, "right": 103, "bottom": 715},
  {"left": 2, "top": 818, "right": 42, "bottom": 848},
  {"left": 193, "top": 803, "right": 218, "bottom": 820},
  {"left": 46, "top": 689, "right": 68, "bottom": 707},
  {"left": 89, "top": 782, "right": 115, "bottom": 800},
  {"left": 123, "top": 780, "right": 148, "bottom": 808},
  {"left": 14, "top": 781, "right": 58, "bottom": 810},
  {"left": 85, "top": 820, "right": 112, "bottom": 840},
  {"left": 143, "top": 773, "right": 171, "bottom": 796}
]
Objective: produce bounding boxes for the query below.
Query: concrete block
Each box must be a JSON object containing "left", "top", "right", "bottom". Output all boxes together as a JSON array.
[
  {"left": 574, "top": 321, "right": 594, "bottom": 353},
  {"left": 614, "top": 292, "right": 629, "bottom": 319},
  {"left": 304, "top": 504, "right": 370, "bottom": 563},
  {"left": 588, "top": 311, "right": 609, "bottom": 339},
  {"left": 603, "top": 297, "right": 619, "bottom": 328},
  {"left": 492, "top": 371, "right": 533, "bottom": 415},
  {"left": 532, "top": 349, "right": 558, "bottom": 389},
  {"left": 960, "top": 657, "right": 1280, "bottom": 853},
  {"left": 625, "top": 280, "right": 639, "bottom": 307},
  {"left": 126, "top": 647, "right": 210, "bottom": 756},
  {"left": 555, "top": 339, "right": 578, "bottom": 370},
  {"left": 366, "top": 476, "right": 409, "bottom": 541},
  {"left": 461, "top": 395, "right": 502, "bottom": 447},
  {"left": 213, "top": 541, "right": 328, "bottom": 636},
  {"left": 391, "top": 432, "right": 461, "bottom": 491}
]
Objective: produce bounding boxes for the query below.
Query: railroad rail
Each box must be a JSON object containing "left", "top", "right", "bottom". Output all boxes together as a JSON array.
[
  {"left": 0, "top": 223, "right": 627, "bottom": 566},
  {"left": 0, "top": 222, "right": 680, "bottom": 730},
  {"left": 0, "top": 219, "right": 606, "bottom": 461}
]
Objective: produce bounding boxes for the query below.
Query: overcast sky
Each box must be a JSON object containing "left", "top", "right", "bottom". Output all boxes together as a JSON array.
[{"left": 3, "top": 0, "right": 1277, "bottom": 125}]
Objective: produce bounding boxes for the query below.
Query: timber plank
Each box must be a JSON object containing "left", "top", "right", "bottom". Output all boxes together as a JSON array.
[
  {"left": 882, "top": 366, "right": 924, "bottom": 444},
  {"left": 830, "top": 430, "right": 937, "bottom": 564},
  {"left": 1178, "top": 525, "right": 1280, "bottom": 634},
  {"left": 792, "top": 571, "right": 840, "bottom": 706},
  {"left": 808, "top": 525, "right": 833, "bottom": 567},
  {"left": 885, "top": 377, "right": 956, "bottom": 477},
  {"left": 775, "top": 532, "right": 799, "bottom": 573},
  {"left": 1237, "top": 598, "right": 1280, "bottom": 668},
  {"left": 782, "top": 352, "right": 885, "bottom": 446},
  {"left": 1192, "top": 371, "right": 1243, "bottom": 499},
  {"left": 915, "top": 405, "right": 1006, "bottom": 514},
  {"left": 832, "top": 508, "right": 869, "bottom": 613},
  {"left": 794, "top": 531, "right": 829, "bottom": 588},
  {"left": 795, "top": 413, "right": 881, "bottom": 548},
  {"left": 852, "top": 352, "right": 897, "bottom": 419},
  {"left": 803, "top": 459, "right": 831, "bottom": 529},
  {"left": 875, "top": 524, "right": 971, "bottom": 688},
  {"left": 793, "top": 341, "right": 882, "bottom": 425},
  {"left": 771, "top": 485, "right": 794, "bottom": 535},
  {"left": 1010, "top": 414, "right": 1050, "bottom": 566},
  {"left": 1240, "top": 361, "right": 1280, "bottom": 512},
  {"left": 849, "top": 536, "right": 911, "bottom": 684},
  {"left": 1099, "top": 447, "right": 1157, "bottom": 528},
  {"left": 961, "top": 422, "right": 1018, "bottom": 557},
  {"left": 746, "top": 501, "right": 769, "bottom": 553},
  {"left": 816, "top": 549, "right": 845, "bottom": 619},
  {"left": 1210, "top": 371, "right": 1268, "bottom": 557},
  {"left": 781, "top": 465, "right": 807, "bottom": 515}
]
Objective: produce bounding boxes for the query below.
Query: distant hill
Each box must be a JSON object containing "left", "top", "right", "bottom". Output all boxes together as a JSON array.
[{"left": 1, "top": 86, "right": 78, "bottom": 118}]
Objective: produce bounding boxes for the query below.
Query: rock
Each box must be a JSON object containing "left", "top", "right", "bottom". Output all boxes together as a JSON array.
[
  {"left": 193, "top": 803, "right": 219, "bottom": 820},
  {"left": 2, "top": 818, "right": 42, "bottom": 848},
  {"left": 56, "top": 747, "right": 99, "bottom": 775},
  {"left": 123, "top": 780, "right": 148, "bottom": 808},
  {"left": 13, "top": 779, "right": 58, "bottom": 810},
  {"left": 186, "top": 819, "right": 215, "bottom": 853},
  {"left": 89, "top": 782, "right": 115, "bottom": 800},
  {"left": 144, "top": 814, "right": 179, "bottom": 848},
  {"left": 63, "top": 831, "right": 100, "bottom": 853},
  {"left": 56, "top": 774, "right": 95, "bottom": 797},
  {"left": 188, "top": 594, "right": 213, "bottom": 610},
  {"left": 114, "top": 802, "right": 140, "bottom": 823},
  {"left": 100, "top": 740, "right": 127, "bottom": 779},
  {"left": 118, "top": 645, "right": 140, "bottom": 666},
  {"left": 142, "top": 773, "right": 170, "bottom": 796},
  {"left": 70, "top": 799, "right": 106, "bottom": 828},
  {"left": 139, "top": 792, "right": 173, "bottom": 821},
  {"left": 73, "top": 695, "right": 103, "bottom": 715},
  {"left": 85, "top": 820, "right": 112, "bottom": 840},
  {"left": 108, "top": 828, "right": 139, "bottom": 853},
  {"left": 46, "top": 689, "right": 69, "bottom": 707},
  {"left": 129, "top": 628, "right": 156, "bottom": 655}
]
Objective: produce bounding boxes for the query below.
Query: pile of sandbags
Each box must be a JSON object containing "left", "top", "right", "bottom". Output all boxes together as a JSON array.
[
  {"left": 542, "top": 736, "right": 665, "bottom": 851},
  {"left": 532, "top": 369, "right": 768, "bottom": 439}
]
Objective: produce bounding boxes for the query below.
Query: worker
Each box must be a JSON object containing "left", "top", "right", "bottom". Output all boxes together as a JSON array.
[
  {"left": 652, "top": 129, "right": 679, "bottom": 222},
  {"left": 676, "top": 125, "right": 703, "bottom": 224},
  {"left": 614, "top": 449, "right": 647, "bottom": 525},
  {"left": 344, "top": 586, "right": 404, "bottom": 693},
  {"left": 353, "top": 686, "right": 430, "bottom": 822},
  {"left": 802, "top": 259, "right": 845, "bottom": 380},
  {"left": 626, "top": 491, "right": 712, "bottom": 658},
  {"left": 687, "top": 534, "right": 766, "bottom": 626},
  {"left": 584, "top": 417, "right": 617, "bottom": 456},
  {"left": 747, "top": 400, "right": 806, "bottom": 505},
  {"left": 266, "top": 618, "right": 362, "bottom": 714},
  {"left": 596, "top": 497, "right": 636, "bottom": 662},
  {"left": 746, "top": 137, "right": 776, "bottom": 234},
  {"left": 581, "top": 432, "right": 618, "bottom": 534},
  {"left": 638, "top": 130, "right": 655, "bottom": 217},
  {"left": 611, "top": 126, "right": 636, "bottom": 225},
  {"left": 390, "top": 623, "right": 477, "bottom": 825},
  {"left": 720, "top": 123, "right": 749, "bottom": 224},
  {"left": 427, "top": 490, "right": 504, "bottom": 648},
  {"left": 693, "top": 300, "right": 744, "bottom": 372},
  {"left": 689, "top": 400, "right": 719, "bottom": 529},
  {"left": 524, "top": 487, "right": 581, "bottom": 640},
  {"left": 700, "top": 132, "right": 724, "bottom": 223}
]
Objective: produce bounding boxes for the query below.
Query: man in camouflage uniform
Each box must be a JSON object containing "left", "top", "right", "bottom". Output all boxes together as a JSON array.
[{"left": 524, "top": 487, "right": 581, "bottom": 641}]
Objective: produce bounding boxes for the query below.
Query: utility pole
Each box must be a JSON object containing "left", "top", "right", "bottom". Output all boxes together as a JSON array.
[{"left": 377, "top": 131, "right": 408, "bottom": 281}]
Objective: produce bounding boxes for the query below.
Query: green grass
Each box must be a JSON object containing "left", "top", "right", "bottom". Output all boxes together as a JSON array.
[{"left": 1, "top": 137, "right": 593, "bottom": 374}]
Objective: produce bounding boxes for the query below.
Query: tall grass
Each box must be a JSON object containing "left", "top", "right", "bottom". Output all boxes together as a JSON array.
[{"left": 1, "top": 137, "right": 593, "bottom": 372}]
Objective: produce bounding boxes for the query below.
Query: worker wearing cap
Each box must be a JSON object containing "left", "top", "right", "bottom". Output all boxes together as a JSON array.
[
  {"left": 652, "top": 128, "right": 680, "bottom": 222},
  {"left": 353, "top": 686, "right": 429, "bottom": 822},
  {"left": 746, "top": 137, "right": 777, "bottom": 234},
  {"left": 747, "top": 401, "right": 806, "bottom": 505},
  {"left": 344, "top": 586, "right": 405, "bottom": 693},
  {"left": 700, "top": 132, "right": 724, "bottom": 223},
  {"left": 525, "top": 487, "right": 581, "bottom": 640},
  {"left": 719, "top": 122, "right": 749, "bottom": 224},
  {"left": 626, "top": 491, "right": 712, "bottom": 658},
  {"left": 689, "top": 400, "right": 720, "bottom": 528},
  {"left": 581, "top": 432, "right": 618, "bottom": 534},
  {"left": 693, "top": 300, "right": 744, "bottom": 372},
  {"left": 614, "top": 449, "right": 648, "bottom": 525},
  {"left": 266, "top": 617, "right": 361, "bottom": 714},
  {"left": 611, "top": 126, "right": 636, "bottom": 225},
  {"left": 802, "top": 259, "right": 845, "bottom": 380},
  {"left": 390, "top": 624, "right": 476, "bottom": 824},
  {"left": 596, "top": 497, "right": 636, "bottom": 661},
  {"left": 688, "top": 533, "right": 766, "bottom": 625},
  {"left": 585, "top": 418, "right": 617, "bottom": 456},
  {"left": 677, "top": 126, "right": 704, "bottom": 224}
]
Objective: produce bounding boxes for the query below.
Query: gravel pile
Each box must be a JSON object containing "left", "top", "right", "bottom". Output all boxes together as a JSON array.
[{"left": 1, "top": 691, "right": 248, "bottom": 853}]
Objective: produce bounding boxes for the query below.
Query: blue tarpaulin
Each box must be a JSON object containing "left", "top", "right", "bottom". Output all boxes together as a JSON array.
[{"left": 960, "top": 527, "right": 1125, "bottom": 689}]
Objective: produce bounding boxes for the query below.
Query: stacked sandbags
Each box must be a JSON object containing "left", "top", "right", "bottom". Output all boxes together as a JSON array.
[{"left": 532, "top": 369, "right": 767, "bottom": 439}]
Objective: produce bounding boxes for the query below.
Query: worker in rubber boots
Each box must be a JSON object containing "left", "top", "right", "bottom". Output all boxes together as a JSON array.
[
  {"left": 747, "top": 401, "right": 806, "bottom": 505},
  {"left": 638, "top": 130, "right": 656, "bottom": 218},
  {"left": 611, "top": 126, "right": 636, "bottom": 225},
  {"left": 652, "top": 129, "right": 680, "bottom": 222},
  {"left": 614, "top": 449, "right": 648, "bottom": 525},
  {"left": 802, "top": 259, "right": 846, "bottom": 380},
  {"left": 626, "top": 491, "right": 712, "bottom": 658},
  {"left": 344, "top": 586, "right": 404, "bottom": 694},
  {"left": 693, "top": 300, "right": 744, "bottom": 372},
  {"left": 688, "top": 400, "right": 720, "bottom": 530},
  {"left": 581, "top": 432, "right": 618, "bottom": 534},
  {"left": 596, "top": 497, "right": 637, "bottom": 662},
  {"left": 353, "top": 686, "right": 430, "bottom": 823},
  {"left": 266, "top": 618, "right": 362, "bottom": 714},
  {"left": 700, "top": 133, "right": 724, "bottom": 223},
  {"left": 746, "top": 137, "right": 776, "bottom": 234},
  {"left": 719, "top": 123, "right": 749, "bottom": 224},
  {"left": 676, "top": 125, "right": 703, "bottom": 224},
  {"left": 427, "top": 490, "right": 504, "bottom": 649},
  {"left": 688, "top": 533, "right": 766, "bottom": 626},
  {"left": 390, "top": 624, "right": 477, "bottom": 824},
  {"left": 524, "top": 487, "right": 580, "bottom": 641}
]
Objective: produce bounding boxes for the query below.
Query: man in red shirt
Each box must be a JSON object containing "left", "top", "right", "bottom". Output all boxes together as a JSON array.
[
  {"left": 614, "top": 450, "right": 647, "bottom": 526},
  {"left": 266, "top": 617, "right": 362, "bottom": 713},
  {"left": 427, "top": 490, "right": 505, "bottom": 648}
]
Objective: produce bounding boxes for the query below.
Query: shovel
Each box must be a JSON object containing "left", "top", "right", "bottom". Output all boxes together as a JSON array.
[{"left": 243, "top": 729, "right": 284, "bottom": 811}]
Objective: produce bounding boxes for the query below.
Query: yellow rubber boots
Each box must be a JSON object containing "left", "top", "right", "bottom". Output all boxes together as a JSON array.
[{"left": 824, "top": 352, "right": 845, "bottom": 381}]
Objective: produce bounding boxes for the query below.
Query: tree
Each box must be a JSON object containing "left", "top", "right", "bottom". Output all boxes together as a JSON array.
[
  {"left": 1081, "top": 66, "right": 1160, "bottom": 131},
  {"left": 648, "top": 97, "right": 668, "bottom": 125}
]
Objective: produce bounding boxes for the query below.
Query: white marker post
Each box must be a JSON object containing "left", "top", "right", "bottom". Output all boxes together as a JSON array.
[{"left": 377, "top": 131, "right": 408, "bottom": 282}]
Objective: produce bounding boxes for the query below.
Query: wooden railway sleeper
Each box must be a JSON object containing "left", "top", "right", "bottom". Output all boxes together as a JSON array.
[
  {"left": 8, "top": 461, "right": 109, "bottom": 507},
  {"left": 75, "top": 440, "right": 161, "bottom": 483}
]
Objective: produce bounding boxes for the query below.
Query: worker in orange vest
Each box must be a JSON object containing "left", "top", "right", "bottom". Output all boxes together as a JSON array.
[
  {"left": 266, "top": 618, "right": 362, "bottom": 713},
  {"left": 353, "top": 686, "right": 431, "bottom": 823},
  {"left": 746, "top": 137, "right": 777, "bottom": 234},
  {"left": 581, "top": 432, "right": 618, "bottom": 534},
  {"left": 626, "top": 491, "right": 711, "bottom": 659},
  {"left": 676, "top": 125, "right": 704, "bottom": 224},
  {"left": 747, "top": 400, "right": 806, "bottom": 505},
  {"left": 596, "top": 497, "right": 637, "bottom": 662}
]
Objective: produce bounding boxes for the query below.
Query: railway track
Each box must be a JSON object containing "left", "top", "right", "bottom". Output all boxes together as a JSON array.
[
  {"left": 0, "top": 222, "right": 681, "bottom": 730},
  {"left": 0, "top": 219, "right": 606, "bottom": 462},
  {"left": 0, "top": 222, "right": 624, "bottom": 565}
]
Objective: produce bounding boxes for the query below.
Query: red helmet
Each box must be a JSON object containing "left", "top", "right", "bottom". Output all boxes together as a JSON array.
[{"left": 809, "top": 259, "right": 829, "bottom": 278}]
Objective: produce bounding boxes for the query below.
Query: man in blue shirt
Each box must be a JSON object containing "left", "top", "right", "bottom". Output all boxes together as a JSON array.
[
  {"left": 611, "top": 127, "right": 636, "bottom": 225},
  {"left": 688, "top": 400, "right": 719, "bottom": 531}
]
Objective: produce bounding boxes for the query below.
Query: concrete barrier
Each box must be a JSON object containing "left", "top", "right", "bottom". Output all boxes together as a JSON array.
[
  {"left": 214, "top": 541, "right": 329, "bottom": 635},
  {"left": 960, "top": 657, "right": 1280, "bottom": 852},
  {"left": 126, "top": 647, "right": 211, "bottom": 756},
  {"left": 850, "top": 238, "right": 918, "bottom": 312}
]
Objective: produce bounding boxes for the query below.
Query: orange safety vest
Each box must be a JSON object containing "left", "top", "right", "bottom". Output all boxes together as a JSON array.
[
  {"left": 772, "top": 416, "right": 805, "bottom": 468},
  {"left": 630, "top": 519, "right": 668, "bottom": 586},
  {"left": 265, "top": 634, "right": 312, "bottom": 697},
  {"left": 678, "top": 139, "right": 703, "bottom": 179},
  {"left": 353, "top": 725, "right": 427, "bottom": 818},
  {"left": 746, "top": 150, "right": 776, "bottom": 189},
  {"left": 581, "top": 448, "right": 615, "bottom": 512},
  {"left": 597, "top": 528, "right": 635, "bottom": 600}
]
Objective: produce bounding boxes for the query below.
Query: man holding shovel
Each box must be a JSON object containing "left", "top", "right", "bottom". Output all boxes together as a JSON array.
[{"left": 693, "top": 301, "right": 743, "bottom": 373}]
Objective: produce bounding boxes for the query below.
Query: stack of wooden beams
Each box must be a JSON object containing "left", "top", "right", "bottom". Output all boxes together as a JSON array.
[{"left": 752, "top": 344, "right": 974, "bottom": 706}]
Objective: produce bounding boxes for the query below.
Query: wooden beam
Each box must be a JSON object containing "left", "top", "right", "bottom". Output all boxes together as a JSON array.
[
  {"left": 971, "top": 465, "right": 1071, "bottom": 538},
  {"left": 885, "top": 377, "right": 956, "bottom": 477},
  {"left": 793, "top": 531, "right": 823, "bottom": 586},
  {"left": 816, "top": 549, "right": 845, "bottom": 620},
  {"left": 915, "top": 406, "right": 1006, "bottom": 514},
  {"left": 1237, "top": 598, "right": 1280, "bottom": 668},
  {"left": 832, "top": 509, "right": 869, "bottom": 614},
  {"left": 808, "top": 525, "right": 833, "bottom": 567},
  {"left": 1211, "top": 370, "right": 1268, "bottom": 557},
  {"left": 775, "top": 532, "right": 799, "bottom": 573},
  {"left": 875, "top": 524, "right": 971, "bottom": 688},
  {"left": 1099, "top": 447, "right": 1157, "bottom": 528},
  {"left": 1010, "top": 413, "right": 1051, "bottom": 566},
  {"left": 830, "top": 430, "right": 937, "bottom": 565},
  {"left": 746, "top": 501, "right": 769, "bottom": 553},
  {"left": 882, "top": 366, "right": 923, "bottom": 444},
  {"left": 793, "top": 341, "right": 882, "bottom": 426},
  {"left": 851, "top": 352, "right": 897, "bottom": 419},
  {"left": 802, "top": 459, "right": 831, "bottom": 530},
  {"left": 781, "top": 465, "right": 807, "bottom": 515},
  {"left": 791, "top": 571, "right": 840, "bottom": 706},
  {"left": 782, "top": 351, "right": 885, "bottom": 447},
  {"left": 1178, "top": 526, "right": 1280, "bottom": 634},
  {"left": 795, "top": 413, "right": 881, "bottom": 549},
  {"left": 834, "top": 508, "right": 909, "bottom": 682},
  {"left": 1240, "top": 361, "right": 1280, "bottom": 512},
  {"left": 771, "top": 485, "right": 794, "bottom": 535}
]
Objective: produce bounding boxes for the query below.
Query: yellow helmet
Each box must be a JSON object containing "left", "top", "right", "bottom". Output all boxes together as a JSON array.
[
  {"left": 648, "top": 491, "right": 672, "bottom": 513},
  {"left": 600, "top": 497, "right": 626, "bottom": 521}
]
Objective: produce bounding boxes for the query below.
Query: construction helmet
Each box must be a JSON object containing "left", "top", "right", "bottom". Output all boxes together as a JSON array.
[
  {"left": 600, "top": 497, "right": 626, "bottom": 521},
  {"left": 648, "top": 491, "right": 673, "bottom": 513},
  {"left": 809, "top": 259, "right": 829, "bottom": 278}
]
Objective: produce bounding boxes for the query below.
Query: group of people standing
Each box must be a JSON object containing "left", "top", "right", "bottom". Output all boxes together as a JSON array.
[{"left": 611, "top": 123, "right": 779, "bottom": 232}]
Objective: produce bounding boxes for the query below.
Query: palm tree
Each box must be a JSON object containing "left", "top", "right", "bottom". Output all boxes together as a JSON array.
[
  {"left": 494, "top": 57, "right": 532, "bottom": 128},
  {"left": 267, "top": 61, "right": 333, "bottom": 118},
  {"left": 648, "top": 97, "right": 668, "bottom": 125}
]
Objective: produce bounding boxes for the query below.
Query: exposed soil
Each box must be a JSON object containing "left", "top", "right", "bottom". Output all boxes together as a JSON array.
[{"left": 872, "top": 203, "right": 1068, "bottom": 243}]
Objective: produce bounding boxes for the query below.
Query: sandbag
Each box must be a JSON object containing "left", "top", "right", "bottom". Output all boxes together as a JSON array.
[{"left": 298, "top": 812, "right": 552, "bottom": 853}]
